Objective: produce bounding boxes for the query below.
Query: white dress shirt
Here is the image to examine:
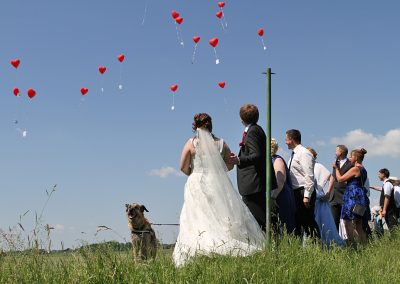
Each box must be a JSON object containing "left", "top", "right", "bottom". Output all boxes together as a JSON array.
[
  {"left": 383, "top": 178, "right": 394, "bottom": 196},
  {"left": 339, "top": 158, "right": 347, "bottom": 168},
  {"left": 288, "top": 144, "right": 315, "bottom": 198}
]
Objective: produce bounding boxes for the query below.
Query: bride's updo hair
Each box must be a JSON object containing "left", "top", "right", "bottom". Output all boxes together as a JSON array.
[
  {"left": 192, "top": 113, "right": 212, "bottom": 132},
  {"left": 351, "top": 148, "right": 367, "bottom": 162}
]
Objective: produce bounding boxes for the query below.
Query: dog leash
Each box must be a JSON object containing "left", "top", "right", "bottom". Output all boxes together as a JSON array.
[{"left": 150, "top": 223, "right": 180, "bottom": 226}]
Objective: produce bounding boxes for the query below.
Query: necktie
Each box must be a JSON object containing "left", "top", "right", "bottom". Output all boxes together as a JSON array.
[
  {"left": 288, "top": 151, "right": 294, "bottom": 170},
  {"left": 239, "top": 131, "right": 247, "bottom": 147}
]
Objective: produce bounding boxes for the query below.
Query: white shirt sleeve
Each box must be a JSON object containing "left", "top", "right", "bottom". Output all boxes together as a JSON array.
[
  {"left": 383, "top": 182, "right": 393, "bottom": 197},
  {"left": 302, "top": 150, "right": 315, "bottom": 198}
]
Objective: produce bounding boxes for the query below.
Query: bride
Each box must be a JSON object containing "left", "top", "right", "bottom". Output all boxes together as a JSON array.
[{"left": 172, "top": 113, "right": 264, "bottom": 267}]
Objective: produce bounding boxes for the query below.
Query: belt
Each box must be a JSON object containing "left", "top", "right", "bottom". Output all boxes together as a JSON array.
[{"left": 293, "top": 186, "right": 305, "bottom": 191}]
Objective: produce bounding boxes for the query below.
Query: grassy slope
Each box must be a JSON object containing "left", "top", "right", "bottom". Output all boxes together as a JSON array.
[{"left": 0, "top": 233, "right": 399, "bottom": 283}]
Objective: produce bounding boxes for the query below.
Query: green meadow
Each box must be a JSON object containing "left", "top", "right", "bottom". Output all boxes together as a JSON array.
[{"left": 1, "top": 233, "right": 399, "bottom": 284}]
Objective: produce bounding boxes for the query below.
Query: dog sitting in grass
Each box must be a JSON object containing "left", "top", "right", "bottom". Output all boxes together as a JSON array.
[{"left": 126, "top": 203, "right": 157, "bottom": 260}]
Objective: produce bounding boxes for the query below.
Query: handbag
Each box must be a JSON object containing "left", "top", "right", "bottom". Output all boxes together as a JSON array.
[{"left": 352, "top": 204, "right": 366, "bottom": 217}]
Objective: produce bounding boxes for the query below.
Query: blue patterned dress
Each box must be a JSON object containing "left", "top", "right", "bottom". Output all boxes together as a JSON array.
[
  {"left": 341, "top": 167, "right": 368, "bottom": 220},
  {"left": 272, "top": 155, "right": 297, "bottom": 233}
]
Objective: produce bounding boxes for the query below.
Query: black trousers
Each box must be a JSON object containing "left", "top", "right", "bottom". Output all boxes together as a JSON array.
[
  {"left": 242, "top": 191, "right": 266, "bottom": 231},
  {"left": 293, "top": 187, "right": 320, "bottom": 239},
  {"left": 386, "top": 209, "right": 399, "bottom": 231},
  {"left": 330, "top": 204, "right": 342, "bottom": 231}
]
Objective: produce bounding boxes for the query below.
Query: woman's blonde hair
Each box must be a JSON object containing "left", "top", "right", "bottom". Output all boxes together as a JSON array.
[{"left": 271, "top": 138, "right": 279, "bottom": 155}]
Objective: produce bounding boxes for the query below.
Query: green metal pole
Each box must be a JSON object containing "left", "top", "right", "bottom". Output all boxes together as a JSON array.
[{"left": 265, "top": 68, "right": 272, "bottom": 247}]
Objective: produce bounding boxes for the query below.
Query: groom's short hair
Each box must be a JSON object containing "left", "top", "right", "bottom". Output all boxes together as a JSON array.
[
  {"left": 286, "top": 129, "right": 301, "bottom": 144},
  {"left": 240, "top": 104, "right": 259, "bottom": 124}
]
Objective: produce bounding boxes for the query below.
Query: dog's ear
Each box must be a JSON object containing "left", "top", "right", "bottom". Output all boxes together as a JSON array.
[
  {"left": 125, "top": 204, "right": 129, "bottom": 211},
  {"left": 140, "top": 205, "right": 149, "bottom": 212}
]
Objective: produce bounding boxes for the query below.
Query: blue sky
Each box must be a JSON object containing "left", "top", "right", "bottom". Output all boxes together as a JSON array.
[{"left": 1, "top": 1, "right": 399, "bottom": 249}]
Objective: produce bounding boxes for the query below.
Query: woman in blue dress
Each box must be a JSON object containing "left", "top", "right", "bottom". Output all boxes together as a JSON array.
[
  {"left": 271, "top": 139, "right": 297, "bottom": 235},
  {"left": 333, "top": 148, "right": 368, "bottom": 245}
]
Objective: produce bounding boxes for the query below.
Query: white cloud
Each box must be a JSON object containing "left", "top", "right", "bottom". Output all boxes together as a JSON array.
[
  {"left": 54, "top": 224, "right": 65, "bottom": 231},
  {"left": 314, "top": 140, "right": 327, "bottom": 147},
  {"left": 330, "top": 128, "right": 400, "bottom": 158},
  {"left": 147, "top": 167, "right": 184, "bottom": 178}
]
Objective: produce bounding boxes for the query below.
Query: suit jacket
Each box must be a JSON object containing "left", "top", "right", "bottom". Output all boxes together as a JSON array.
[
  {"left": 330, "top": 159, "right": 352, "bottom": 206},
  {"left": 237, "top": 124, "right": 277, "bottom": 196}
]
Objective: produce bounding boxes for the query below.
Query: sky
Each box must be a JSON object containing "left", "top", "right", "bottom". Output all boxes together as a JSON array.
[{"left": 0, "top": 1, "right": 400, "bottom": 249}]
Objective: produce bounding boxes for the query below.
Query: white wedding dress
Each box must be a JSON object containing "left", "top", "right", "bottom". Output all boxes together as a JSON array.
[{"left": 172, "top": 128, "right": 264, "bottom": 267}]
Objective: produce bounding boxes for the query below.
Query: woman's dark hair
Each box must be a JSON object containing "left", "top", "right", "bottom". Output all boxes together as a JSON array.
[
  {"left": 351, "top": 148, "right": 367, "bottom": 162},
  {"left": 240, "top": 104, "right": 259, "bottom": 124},
  {"left": 286, "top": 129, "right": 301, "bottom": 144},
  {"left": 192, "top": 113, "right": 212, "bottom": 132}
]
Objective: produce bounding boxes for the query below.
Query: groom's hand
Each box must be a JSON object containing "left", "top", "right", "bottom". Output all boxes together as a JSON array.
[{"left": 227, "top": 153, "right": 240, "bottom": 165}]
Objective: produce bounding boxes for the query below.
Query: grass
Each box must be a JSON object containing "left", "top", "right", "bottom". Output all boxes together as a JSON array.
[
  {"left": 2, "top": 187, "right": 398, "bottom": 283},
  {"left": 1, "top": 232, "right": 400, "bottom": 283}
]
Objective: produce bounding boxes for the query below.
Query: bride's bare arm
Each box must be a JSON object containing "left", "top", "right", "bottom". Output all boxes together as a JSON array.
[
  {"left": 180, "top": 139, "right": 193, "bottom": 176},
  {"left": 222, "top": 142, "right": 234, "bottom": 171}
]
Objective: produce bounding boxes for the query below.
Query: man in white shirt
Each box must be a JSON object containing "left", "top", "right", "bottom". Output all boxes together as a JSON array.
[
  {"left": 371, "top": 169, "right": 398, "bottom": 230},
  {"left": 286, "top": 129, "right": 319, "bottom": 238}
]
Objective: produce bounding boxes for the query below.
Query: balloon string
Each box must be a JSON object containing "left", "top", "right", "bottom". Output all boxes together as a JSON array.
[
  {"left": 172, "top": 93, "right": 175, "bottom": 110},
  {"left": 220, "top": 19, "right": 225, "bottom": 31},
  {"left": 191, "top": 44, "right": 198, "bottom": 64},
  {"left": 100, "top": 75, "right": 104, "bottom": 93},
  {"left": 119, "top": 64, "right": 123, "bottom": 90},
  {"left": 213, "top": 48, "right": 220, "bottom": 64},
  {"left": 175, "top": 22, "right": 184, "bottom": 47},
  {"left": 261, "top": 38, "right": 266, "bottom": 50},
  {"left": 141, "top": 0, "right": 148, "bottom": 25},
  {"left": 221, "top": 8, "right": 228, "bottom": 28}
]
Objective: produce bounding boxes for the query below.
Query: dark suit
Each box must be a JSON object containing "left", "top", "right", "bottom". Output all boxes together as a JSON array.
[
  {"left": 329, "top": 159, "right": 352, "bottom": 230},
  {"left": 237, "top": 124, "right": 277, "bottom": 230}
]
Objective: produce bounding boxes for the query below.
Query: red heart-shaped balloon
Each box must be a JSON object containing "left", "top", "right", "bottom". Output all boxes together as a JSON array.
[
  {"left": 193, "top": 36, "right": 200, "bottom": 43},
  {"left": 13, "top": 87, "right": 20, "bottom": 96},
  {"left": 258, "top": 28, "right": 264, "bottom": 37},
  {"left": 99, "top": 66, "right": 107, "bottom": 74},
  {"left": 209, "top": 37, "right": 219, "bottom": 47},
  {"left": 27, "top": 88, "right": 36, "bottom": 99},
  {"left": 175, "top": 17, "right": 183, "bottom": 25},
  {"left": 216, "top": 11, "right": 223, "bottom": 19},
  {"left": 170, "top": 85, "right": 178, "bottom": 92},
  {"left": 171, "top": 10, "right": 180, "bottom": 19},
  {"left": 218, "top": 82, "right": 226, "bottom": 88},
  {"left": 118, "top": 54, "right": 125, "bottom": 62},
  {"left": 11, "top": 59, "right": 20, "bottom": 69},
  {"left": 80, "top": 88, "right": 89, "bottom": 96},
  {"left": 218, "top": 2, "right": 225, "bottom": 8}
]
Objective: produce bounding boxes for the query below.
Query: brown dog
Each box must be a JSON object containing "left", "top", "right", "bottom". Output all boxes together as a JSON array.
[{"left": 125, "top": 203, "right": 157, "bottom": 260}]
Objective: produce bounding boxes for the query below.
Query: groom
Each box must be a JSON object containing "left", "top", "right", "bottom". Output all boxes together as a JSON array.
[{"left": 229, "top": 104, "right": 277, "bottom": 231}]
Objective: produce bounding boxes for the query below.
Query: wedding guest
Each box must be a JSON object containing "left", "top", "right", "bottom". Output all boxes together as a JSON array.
[
  {"left": 370, "top": 169, "right": 398, "bottom": 230},
  {"left": 307, "top": 148, "right": 331, "bottom": 193},
  {"left": 308, "top": 148, "right": 343, "bottom": 246},
  {"left": 334, "top": 148, "right": 368, "bottom": 246},
  {"left": 271, "top": 138, "right": 296, "bottom": 234},
  {"left": 324, "top": 145, "right": 352, "bottom": 230},
  {"left": 391, "top": 177, "right": 400, "bottom": 214},
  {"left": 285, "top": 129, "right": 319, "bottom": 239}
]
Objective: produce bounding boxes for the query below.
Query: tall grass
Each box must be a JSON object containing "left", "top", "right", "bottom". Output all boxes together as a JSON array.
[{"left": 1, "top": 232, "right": 400, "bottom": 283}]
